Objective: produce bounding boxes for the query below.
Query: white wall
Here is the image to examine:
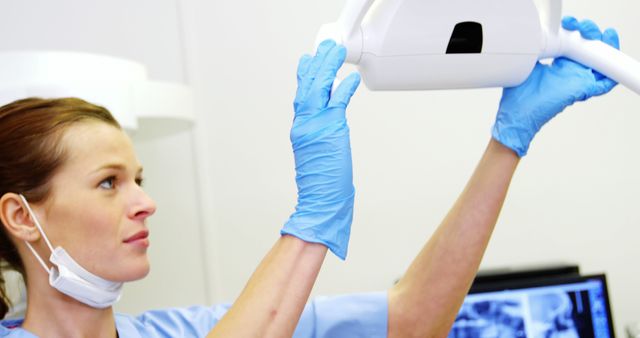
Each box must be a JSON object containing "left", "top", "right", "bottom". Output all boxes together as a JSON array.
[{"left": 2, "top": 0, "right": 640, "bottom": 335}]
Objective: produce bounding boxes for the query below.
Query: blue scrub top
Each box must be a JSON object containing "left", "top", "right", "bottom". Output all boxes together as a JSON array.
[{"left": 0, "top": 292, "right": 388, "bottom": 337}]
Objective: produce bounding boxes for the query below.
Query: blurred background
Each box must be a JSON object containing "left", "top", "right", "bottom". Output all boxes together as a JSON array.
[{"left": 0, "top": 0, "right": 638, "bottom": 335}]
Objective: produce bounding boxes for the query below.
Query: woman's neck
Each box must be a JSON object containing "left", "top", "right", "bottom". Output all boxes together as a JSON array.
[{"left": 21, "top": 271, "right": 117, "bottom": 338}]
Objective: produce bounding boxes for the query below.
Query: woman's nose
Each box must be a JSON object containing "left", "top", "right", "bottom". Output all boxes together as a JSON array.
[{"left": 129, "top": 187, "right": 157, "bottom": 221}]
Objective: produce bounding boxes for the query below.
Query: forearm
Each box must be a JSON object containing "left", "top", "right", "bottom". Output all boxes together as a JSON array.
[
  {"left": 388, "top": 139, "right": 519, "bottom": 338},
  {"left": 207, "top": 235, "right": 327, "bottom": 338}
]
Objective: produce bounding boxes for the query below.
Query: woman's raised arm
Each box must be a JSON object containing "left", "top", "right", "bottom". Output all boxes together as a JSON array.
[
  {"left": 208, "top": 40, "right": 361, "bottom": 338},
  {"left": 388, "top": 139, "right": 518, "bottom": 338},
  {"left": 388, "top": 17, "right": 620, "bottom": 338}
]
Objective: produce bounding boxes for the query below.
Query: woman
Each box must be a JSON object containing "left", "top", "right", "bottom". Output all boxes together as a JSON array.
[{"left": 0, "top": 17, "right": 618, "bottom": 337}]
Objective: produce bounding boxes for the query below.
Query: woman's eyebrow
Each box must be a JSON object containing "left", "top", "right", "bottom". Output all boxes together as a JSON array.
[{"left": 90, "top": 163, "right": 144, "bottom": 174}]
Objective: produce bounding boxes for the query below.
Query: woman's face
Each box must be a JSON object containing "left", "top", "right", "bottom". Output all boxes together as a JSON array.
[{"left": 32, "top": 121, "right": 156, "bottom": 282}]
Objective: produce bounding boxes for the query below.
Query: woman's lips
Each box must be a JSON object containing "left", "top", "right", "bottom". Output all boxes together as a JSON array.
[{"left": 124, "top": 230, "right": 150, "bottom": 247}]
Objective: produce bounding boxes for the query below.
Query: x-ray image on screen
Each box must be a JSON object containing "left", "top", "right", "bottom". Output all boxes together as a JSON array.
[
  {"left": 448, "top": 297, "right": 526, "bottom": 338},
  {"left": 447, "top": 275, "right": 614, "bottom": 338},
  {"left": 529, "top": 291, "right": 579, "bottom": 338}
]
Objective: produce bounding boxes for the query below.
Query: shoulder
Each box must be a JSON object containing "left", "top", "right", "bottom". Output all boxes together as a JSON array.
[
  {"left": 294, "top": 291, "right": 389, "bottom": 338},
  {"left": 116, "top": 304, "right": 231, "bottom": 338},
  {"left": 0, "top": 319, "right": 36, "bottom": 337}
]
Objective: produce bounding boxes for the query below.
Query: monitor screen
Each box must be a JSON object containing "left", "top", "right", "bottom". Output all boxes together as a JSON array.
[{"left": 447, "top": 274, "right": 615, "bottom": 338}]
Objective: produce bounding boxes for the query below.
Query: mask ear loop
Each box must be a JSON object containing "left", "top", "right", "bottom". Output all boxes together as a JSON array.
[{"left": 19, "top": 194, "right": 55, "bottom": 274}]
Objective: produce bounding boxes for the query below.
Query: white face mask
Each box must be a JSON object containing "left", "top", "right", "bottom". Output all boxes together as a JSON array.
[{"left": 19, "top": 194, "right": 123, "bottom": 309}]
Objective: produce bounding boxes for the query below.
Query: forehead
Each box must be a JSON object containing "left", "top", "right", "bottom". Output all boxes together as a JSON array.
[{"left": 58, "top": 121, "right": 140, "bottom": 172}]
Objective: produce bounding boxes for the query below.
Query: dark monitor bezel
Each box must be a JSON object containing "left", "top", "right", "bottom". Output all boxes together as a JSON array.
[{"left": 464, "top": 273, "right": 615, "bottom": 338}]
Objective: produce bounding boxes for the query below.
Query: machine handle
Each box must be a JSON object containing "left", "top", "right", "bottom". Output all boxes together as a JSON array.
[
  {"left": 558, "top": 28, "right": 640, "bottom": 95},
  {"left": 535, "top": 0, "right": 562, "bottom": 37},
  {"left": 338, "top": 0, "right": 375, "bottom": 40},
  {"left": 316, "top": 0, "right": 374, "bottom": 63}
]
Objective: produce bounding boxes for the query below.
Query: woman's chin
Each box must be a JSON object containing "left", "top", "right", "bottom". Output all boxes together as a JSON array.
[
  {"left": 112, "top": 259, "right": 151, "bottom": 282},
  {"left": 128, "top": 261, "right": 151, "bottom": 281}
]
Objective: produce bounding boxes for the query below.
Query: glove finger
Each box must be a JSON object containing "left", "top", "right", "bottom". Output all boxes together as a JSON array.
[
  {"left": 294, "top": 55, "right": 314, "bottom": 110},
  {"left": 561, "top": 16, "right": 579, "bottom": 31},
  {"left": 308, "top": 44, "right": 347, "bottom": 109},
  {"left": 552, "top": 56, "right": 583, "bottom": 70},
  {"left": 592, "top": 69, "right": 606, "bottom": 82},
  {"left": 295, "top": 40, "right": 337, "bottom": 111},
  {"left": 577, "top": 19, "right": 602, "bottom": 40},
  {"left": 328, "top": 72, "right": 361, "bottom": 109},
  {"left": 308, "top": 40, "right": 337, "bottom": 79},
  {"left": 592, "top": 77, "right": 618, "bottom": 97},
  {"left": 297, "top": 54, "right": 313, "bottom": 84},
  {"left": 302, "top": 40, "right": 337, "bottom": 93},
  {"left": 292, "top": 71, "right": 358, "bottom": 140},
  {"left": 602, "top": 28, "right": 620, "bottom": 50}
]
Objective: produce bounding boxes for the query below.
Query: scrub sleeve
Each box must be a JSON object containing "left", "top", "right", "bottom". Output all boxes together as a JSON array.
[{"left": 0, "top": 291, "right": 388, "bottom": 338}]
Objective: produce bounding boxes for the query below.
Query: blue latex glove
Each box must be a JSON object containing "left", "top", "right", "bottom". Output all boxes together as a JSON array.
[
  {"left": 281, "top": 40, "right": 361, "bottom": 260},
  {"left": 492, "top": 17, "right": 620, "bottom": 157}
]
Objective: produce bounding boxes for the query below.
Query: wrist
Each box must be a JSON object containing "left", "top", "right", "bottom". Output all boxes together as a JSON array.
[
  {"left": 281, "top": 191, "right": 354, "bottom": 260},
  {"left": 492, "top": 109, "right": 538, "bottom": 157},
  {"left": 490, "top": 128, "right": 527, "bottom": 158}
]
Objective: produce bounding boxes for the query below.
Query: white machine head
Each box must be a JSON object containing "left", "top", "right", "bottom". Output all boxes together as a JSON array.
[{"left": 317, "top": 0, "right": 640, "bottom": 94}]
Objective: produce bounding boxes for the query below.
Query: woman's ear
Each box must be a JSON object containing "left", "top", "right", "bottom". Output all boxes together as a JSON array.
[{"left": 0, "top": 193, "right": 41, "bottom": 242}]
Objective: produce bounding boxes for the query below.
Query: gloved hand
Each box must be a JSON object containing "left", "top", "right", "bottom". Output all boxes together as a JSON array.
[
  {"left": 492, "top": 17, "right": 620, "bottom": 157},
  {"left": 281, "top": 40, "right": 361, "bottom": 260}
]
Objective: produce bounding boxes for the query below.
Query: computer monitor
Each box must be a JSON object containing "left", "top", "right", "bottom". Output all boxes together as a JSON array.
[{"left": 448, "top": 274, "right": 615, "bottom": 338}]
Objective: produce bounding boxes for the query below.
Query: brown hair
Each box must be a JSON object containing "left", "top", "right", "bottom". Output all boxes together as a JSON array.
[{"left": 0, "top": 97, "right": 120, "bottom": 318}]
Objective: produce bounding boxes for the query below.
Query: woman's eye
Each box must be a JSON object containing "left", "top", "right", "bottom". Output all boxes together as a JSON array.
[{"left": 99, "top": 177, "right": 116, "bottom": 190}]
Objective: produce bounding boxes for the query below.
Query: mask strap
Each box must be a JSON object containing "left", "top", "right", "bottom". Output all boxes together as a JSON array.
[{"left": 19, "top": 194, "right": 55, "bottom": 273}]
